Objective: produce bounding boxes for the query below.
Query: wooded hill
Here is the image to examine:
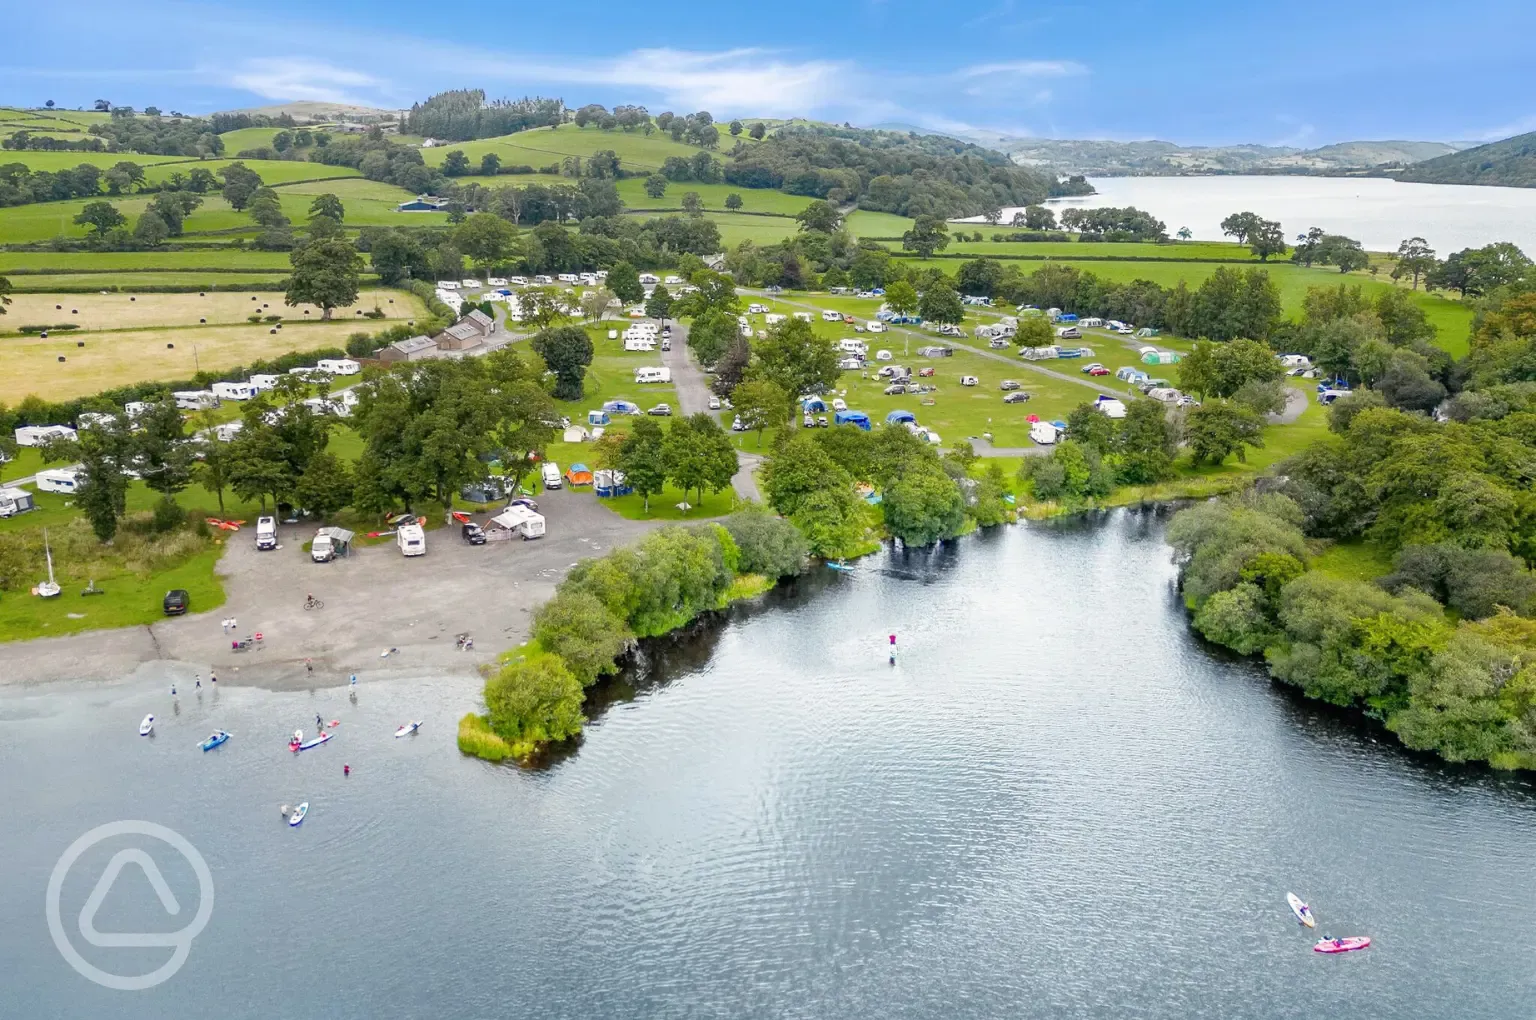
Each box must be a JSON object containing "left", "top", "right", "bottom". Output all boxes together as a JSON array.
[{"left": 1395, "top": 131, "right": 1536, "bottom": 188}]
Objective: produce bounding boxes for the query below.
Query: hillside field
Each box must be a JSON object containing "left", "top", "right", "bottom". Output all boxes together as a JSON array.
[
  {"left": 614, "top": 179, "right": 811, "bottom": 215},
  {"left": 419, "top": 123, "right": 750, "bottom": 174},
  {"left": 0, "top": 250, "right": 294, "bottom": 273},
  {"left": 0, "top": 287, "right": 419, "bottom": 332},
  {"left": 3, "top": 272, "right": 297, "bottom": 291}
]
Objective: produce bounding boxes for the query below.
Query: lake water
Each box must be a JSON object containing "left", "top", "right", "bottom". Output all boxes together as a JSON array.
[
  {"left": 6, "top": 512, "right": 1536, "bottom": 1019},
  {"left": 998, "top": 175, "right": 1536, "bottom": 255}
]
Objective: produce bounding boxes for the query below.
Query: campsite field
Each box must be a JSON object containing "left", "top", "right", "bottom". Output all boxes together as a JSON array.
[
  {"left": 0, "top": 288, "right": 421, "bottom": 333},
  {"left": 0, "top": 320, "right": 385, "bottom": 403}
]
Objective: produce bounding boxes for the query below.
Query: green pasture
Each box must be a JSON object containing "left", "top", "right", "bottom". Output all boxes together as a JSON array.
[
  {"left": 273, "top": 177, "right": 418, "bottom": 202},
  {"left": 693, "top": 212, "right": 799, "bottom": 247},
  {"left": 141, "top": 158, "right": 361, "bottom": 187},
  {"left": 2, "top": 272, "right": 295, "bottom": 291},
  {"left": 614, "top": 178, "right": 810, "bottom": 215},
  {"left": 0, "top": 250, "right": 294, "bottom": 272},
  {"left": 843, "top": 210, "right": 916, "bottom": 238},
  {"left": 218, "top": 126, "right": 284, "bottom": 152},
  {"left": 419, "top": 123, "right": 733, "bottom": 174},
  {"left": 911, "top": 238, "right": 1261, "bottom": 261},
  {"left": 0, "top": 150, "right": 191, "bottom": 172}
]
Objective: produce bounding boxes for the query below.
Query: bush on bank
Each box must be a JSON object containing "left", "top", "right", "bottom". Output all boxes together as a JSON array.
[{"left": 463, "top": 517, "right": 808, "bottom": 763}]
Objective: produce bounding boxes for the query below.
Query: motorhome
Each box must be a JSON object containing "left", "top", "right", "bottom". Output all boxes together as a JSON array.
[
  {"left": 36, "top": 467, "right": 81, "bottom": 494},
  {"left": 541, "top": 462, "right": 562, "bottom": 489},
  {"left": 624, "top": 336, "right": 657, "bottom": 352},
  {"left": 866, "top": 321, "right": 886, "bottom": 333},
  {"left": 173, "top": 390, "right": 220, "bottom": 410},
  {"left": 634, "top": 366, "right": 672, "bottom": 383},
  {"left": 821, "top": 309, "right": 842, "bottom": 321},
  {"left": 1094, "top": 396, "right": 1128, "bottom": 419},
  {"left": 396, "top": 523, "right": 426, "bottom": 557},
  {"left": 837, "top": 339, "right": 868, "bottom": 356},
  {"left": 255, "top": 516, "right": 277, "bottom": 551},
  {"left": 16, "top": 425, "right": 77, "bottom": 447},
  {"left": 490, "top": 504, "right": 545, "bottom": 540},
  {"left": 748, "top": 303, "right": 768, "bottom": 314},
  {"left": 211, "top": 381, "right": 255, "bottom": 401},
  {"left": 764, "top": 313, "right": 786, "bottom": 325}
]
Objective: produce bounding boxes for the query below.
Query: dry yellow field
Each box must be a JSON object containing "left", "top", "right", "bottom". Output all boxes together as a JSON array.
[
  {"left": 0, "top": 289, "right": 423, "bottom": 332},
  {"left": 0, "top": 322, "right": 378, "bottom": 403}
]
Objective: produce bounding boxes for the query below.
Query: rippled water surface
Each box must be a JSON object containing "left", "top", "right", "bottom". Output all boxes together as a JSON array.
[{"left": 5, "top": 513, "right": 1536, "bottom": 1019}]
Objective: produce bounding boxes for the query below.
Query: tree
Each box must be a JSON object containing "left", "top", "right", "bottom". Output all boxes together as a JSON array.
[
  {"left": 146, "top": 191, "right": 201, "bottom": 236},
  {"left": 1220, "top": 211, "right": 1264, "bottom": 244},
  {"left": 663, "top": 413, "right": 738, "bottom": 508},
  {"left": 219, "top": 162, "right": 262, "bottom": 211},
  {"left": 533, "top": 590, "right": 632, "bottom": 687},
  {"left": 1024, "top": 205, "right": 1056, "bottom": 230},
  {"left": 479, "top": 152, "right": 501, "bottom": 176},
  {"left": 884, "top": 280, "right": 919, "bottom": 319},
  {"left": 1178, "top": 338, "right": 1284, "bottom": 399},
  {"left": 295, "top": 451, "right": 353, "bottom": 519},
  {"left": 286, "top": 238, "right": 362, "bottom": 319},
  {"left": 483, "top": 652, "right": 584, "bottom": 754},
  {"left": 1249, "top": 219, "right": 1286, "bottom": 261},
  {"left": 795, "top": 200, "right": 841, "bottom": 234},
  {"left": 135, "top": 398, "right": 192, "bottom": 498},
  {"left": 732, "top": 379, "right": 790, "bottom": 446},
  {"left": 618, "top": 416, "right": 667, "bottom": 511},
  {"left": 917, "top": 285, "right": 964, "bottom": 326},
  {"left": 729, "top": 120, "right": 743, "bottom": 137},
  {"left": 607, "top": 260, "right": 644, "bottom": 304},
  {"left": 681, "top": 191, "right": 703, "bottom": 215},
  {"left": 724, "top": 192, "right": 743, "bottom": 211},
  {"left": 0, "top": 275, "right": 9, "bottom": 316},
  {"left": 644, "top": 173, "right": 667, "bottom": 199},
  {"left": 686, "top": 308, "right": 737, "bottom": 366},
  {"left": 723, "top": 510, "right": 807, "bottom": 577},
  {"left": 531, "top": 324, "right": 594, "bottom": 399},
  {"left": 1116, "top": 399, "right": 1178, "bottom": 484},
  {"left": 442, "top": 150, "right": 471, "bottom": 176},
  {"left": 1185, "top": 400, "right": 1265, "bottom": 465},
  {"left": 749, "top": 122, "right": 766, "bottom": 140},
  {"left": 370, "top": 231, "right": 430, "bottom": 285},
  {"left": 752, "top": 316, "right": 839, "bottom": 398},
  {"left": 73, "top": 200, "right": 124, "bottom": 236},
  {"left": 956, "top": 258, "right": 1003, "bottom": 298},
  {"left": 131, "top": 211, "right": 170, "bottom": 247},
  {"left": 884, "top": 465, "right": 966, "bottom": 547},
  {"left": 644, "top": 284, "right": 673, "bottom": 321},
  {"left": 579, "top": 287, "right": 614, "bottom": 322},
  {"left": 901, "top": 215, "right": 950, "bottom": 259},
  {"left": 1393, "top": 237, "right": 1436, "bottom": 290},
  {"left": 1015, "top": 314, "right": 1055, "bottom": 350},
  {"left": 518, "top": 286, "right": 569, "bottom": 331},
  {"left": 308, "top": 193, "right": 344, "bottom": 223},
  {"left": 247, "top": 188, "right": 288, "bottom": 228},
  {"left": 454, "top": 213, "right": 517, "bottom": 271}
]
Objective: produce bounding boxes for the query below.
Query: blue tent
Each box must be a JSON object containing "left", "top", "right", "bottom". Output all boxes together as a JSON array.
[
  {"left": 1059, "top": 313, "right": 1078, "bottom": 322},
  {"left": 602, "top": 399, "right": 640, "bottom": 415},
  {"left": 834, "top": 410, "right": 871, "bottom": 430},
  {"left": 886, "top": 409, "right": 916, "bottom": 425},
  {"left": 801, "top": 396, "right": 828, "bottom": 413},
  {"left": 587, "top": 409, "right": 611, "bottom": 426}
]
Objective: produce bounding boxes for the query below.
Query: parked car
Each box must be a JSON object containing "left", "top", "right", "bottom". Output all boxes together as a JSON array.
[
  {"left": 1086, "top": 365, "right": 1111, "bottom": 377},
  {"left": 708, "top": 395, "right": 721, "bottom": 410},
  {"left": 462, "top": 522, "right": 486, "bottom": 545},
  {"left": 961, "top": 375, "right": 979, "bottom": 387},
  {"left": 1000, "top": 379, "right": 1021, "bottom": 391},
  {"left": 732, "top": 416, "right": 745, "bottom": 431},
  {"left": 918, "top": 367, "right": 935, "bottom": 377},
  {"left": 1003, "top": 392, "right": 1032, "bottom": 404},
  {"left": 854, "top": 324, "right": 866, "bottom": 333},
  {"left": 163, "top": 589, "right": 189, "bottom": 615},
  {"left": 883, "top": 384, "right": 907, "bottom": 395},
  {"left": 817, "top": 415, "right": 829, "bottom": 427},
  {"left": 1081, "top": 362, "right": 1105, "bottom": 374},
  {"left": 989, "top": 338, "right": 1011, "bottom": 349},
  {"left": 661, "top": 339, "right": 671, "bottom": 351},
  {"left": 508, "top": 497, "right": 539, "bottom": 511},
  {"left": 647, "top": 403, "right": 672, "bottom": 416},
  {"left": 804, "top": 413, "right": 816, "bottom": 427}
]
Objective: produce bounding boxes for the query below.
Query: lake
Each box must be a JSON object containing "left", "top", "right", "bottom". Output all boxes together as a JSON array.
[
  {"left": 999, "top": 175, "right": 1536, "bottom": 255},
  {"left": 6, "top": 512, "right": 1536, "bottom": 1019}
]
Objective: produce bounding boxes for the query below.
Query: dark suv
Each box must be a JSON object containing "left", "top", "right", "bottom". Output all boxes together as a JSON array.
[
  {"left": 461, "top": 522, "right": 486, "bottom": 545},
  {"left": 163, "top": 589, "right": 189, "bottom": 615}
]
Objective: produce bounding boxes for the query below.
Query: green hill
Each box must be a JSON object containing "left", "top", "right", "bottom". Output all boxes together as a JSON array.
[{"left": 1395, "top": 132, "right": 1536, "bottom": 188}]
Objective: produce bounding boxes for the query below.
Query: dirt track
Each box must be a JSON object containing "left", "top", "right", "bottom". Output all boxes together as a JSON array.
[{"left": 0, "top": 489, "right": 662, "bottom": 690}]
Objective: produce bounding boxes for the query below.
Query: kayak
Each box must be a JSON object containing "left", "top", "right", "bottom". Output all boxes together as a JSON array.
[
  {"left": 199, "top": 730, "right": 231, "bottom": 752},
  {"left": 826, "top": 561, "right": 854, "bottom": 572},
  {"left": 1286, "top": 892, "right": 1315, "bottom": 928},
  {"left": 289, "top": 731, "right": 333, "bottom": 752},
  {"left": 289, "top": 802, "right": 308, "bottom": 827},
  {"left": 394, "top": 721, "right": 423, "bottom": 738},
  {"left": 1313, "top": 936, "right": 1370, "bottom": 954},
  {"left": 139, "top": 714, "right": 155, "bottom": 736}
]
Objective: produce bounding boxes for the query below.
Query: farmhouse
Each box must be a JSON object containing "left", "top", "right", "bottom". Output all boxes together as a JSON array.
[
  {"left": 378, "top": 335, "right": 439, "bottom": 363},
  {"left": 434, "top": 309, "right": 496, "bottom": 352}
]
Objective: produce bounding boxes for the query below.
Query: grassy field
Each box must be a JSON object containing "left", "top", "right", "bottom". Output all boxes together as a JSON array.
[
  {"left": 0, "top": 250, "right": 295, "bottom": 273},
  {"left": 274, "top": 177, "right": 417, "bottom": 202},
  {"left": 895, "top": 257, "right": 1477, "bottom": 357},
  {"left": 4, "top": 272, "right": 297, "bottom": 291},
  {"left": 0, "top": 446, "right": 43, "bottom": 482},
  {"left": 615, "top": 179, "right": 810, "bottom": 215},
  {"left": 0, "top": 320, "right": 389, "bottom": 403},
  {"left": 218, "top": 126, "right": 284, "bottom": 152},
  {"left": 844, "top": 210, "right": 916, "bottom": 237},
  {"left": 0, "top": 287, "right": 420, "bottom": 333},
  {"left": 140, "top": 158, "right": 360, "bottom": 187},
  {"left": 434, "top": 172, "right": 570, "bottom": 190},
  {"left": 1310, "top": 539, "right": 1395, "bottom": 581},
  {"left": 912, "top": 239, "right": 1262, "bottom": 261},
  {"left": 695, "top": 212, "right": 800, "bottom": 247},
  {"left": 419, "top": 123, "right": 742, "bottom": 174},
  {"left": 0, "top": 150, "right": 190, "bottom": 171}
]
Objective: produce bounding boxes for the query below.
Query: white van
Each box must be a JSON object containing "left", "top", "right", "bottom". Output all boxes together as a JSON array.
[
  {"left": 311, "top": 531, "right": 336, "bottom": 562},
  {"left": 542, "top": 462, "right": 562, "bottom": 490},
  {"left": 397, "top": 523, "right": 426, "bottom": 557},
  {"left": 1030, "top": 422, "right": 1059, "bottom": 445},
  {"left": 256, "top": 516, "right": 277, "bottom": 551}
]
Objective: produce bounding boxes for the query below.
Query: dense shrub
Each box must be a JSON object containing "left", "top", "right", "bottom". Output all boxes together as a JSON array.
[{"left": 722, "top": 510, "right": 808, "bottom": 578}]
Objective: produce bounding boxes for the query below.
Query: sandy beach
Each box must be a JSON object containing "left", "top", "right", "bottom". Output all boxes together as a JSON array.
[{"left": 0, "top": 489, "right": 664, "bottom": 689}]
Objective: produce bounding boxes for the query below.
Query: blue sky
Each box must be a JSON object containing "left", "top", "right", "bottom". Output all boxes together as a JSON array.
[{"left": 4, "top": 0, "right": 1535, "bottom": 146}]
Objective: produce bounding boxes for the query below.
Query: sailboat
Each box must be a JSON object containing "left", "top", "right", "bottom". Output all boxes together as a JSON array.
[{"left": 37, "top": 528, "right": 61, "bottom": 598}]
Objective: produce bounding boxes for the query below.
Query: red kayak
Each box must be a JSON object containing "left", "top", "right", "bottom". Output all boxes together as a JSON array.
[{"left": 1313, "top": 937, "right": 1370, "bottom": 954}]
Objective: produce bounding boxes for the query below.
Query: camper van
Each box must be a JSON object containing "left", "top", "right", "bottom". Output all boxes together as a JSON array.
[
  {"left": 491, "top": 504, "right": 546, "bottom": 540},
  {"left": 541, "top": 462, "right": 563, "bottom": 490},
  {"left": 634, "top": 366, "right": 672, "bottom": 383},
  {"left": 623, "top": 335, "right": 657, "bottom": 352},
  {"left": 837, "top": 339, "right": 868, "bottom": 356},
  {"left": 173, "top": 390, "right": 220, "bottom": 411},
  {"left": 255, "top": 516, "right": 277, "bottom": 551},
  {"left": 317, "top": 358, "right": 361, "bottom": 376},
  {"left": 747, "top": 303, "right": 768, "bottom": 314},
  {"left": 396, "top": 523, "right": 426, "bottom": 557},
  {"left": 211, "top": 381, "right": 255, "bottom": 401},
  {"left": 1030, "top": 421, "right": 1059, "bottom": 445},
  {"left": 36, "top": 467, "right": 81, "bottom": 494}
]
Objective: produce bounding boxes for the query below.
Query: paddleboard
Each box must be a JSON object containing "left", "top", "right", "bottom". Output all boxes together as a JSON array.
[
  {"left": 394, "top": 721, "right": 423, "bottom": 738},
  {"left": 139, "top": 714, "right": 155, "bottom": 736},
  {"left": 289, "top": 731, "right": 333, "bottom": 752},
  {"left": 1286, "top": 892, "right": 1315, "bottom": 928},
  {"left": 289, "top": 802, "right": 308, "bottom": 827},
  {"left": 1313, "top": 936, "right": 1370, "bottom": 954}
]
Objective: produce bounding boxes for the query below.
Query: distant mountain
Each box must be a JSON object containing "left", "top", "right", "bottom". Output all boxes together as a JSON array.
[
  {"left": 866, "top": 125, "right": 1463, "bottom": 177},
  {"left": 215, "top": 101, "right": 400, "bottom": 123},
  {"left": 1394, "top": 132, "right": 1536, "bottom": 188}
]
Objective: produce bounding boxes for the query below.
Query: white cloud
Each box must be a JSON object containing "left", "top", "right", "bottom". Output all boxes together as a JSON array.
[
  {"left": 956, "top": 60, "right": 1087, "bottom": 80},
  {"left": 223, "top": 59, "right": 386, "bottom": 106}
]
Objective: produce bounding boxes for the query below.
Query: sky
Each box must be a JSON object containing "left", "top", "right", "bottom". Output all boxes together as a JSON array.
[{"left": 4, "top": 0, "right": 1535, "bottom": 147}]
